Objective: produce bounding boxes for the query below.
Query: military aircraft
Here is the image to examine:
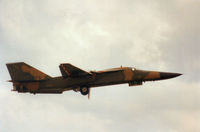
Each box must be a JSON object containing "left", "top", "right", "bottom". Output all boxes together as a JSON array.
[{"left": 6, "top": 62, "right": 182, "bottom": 98}]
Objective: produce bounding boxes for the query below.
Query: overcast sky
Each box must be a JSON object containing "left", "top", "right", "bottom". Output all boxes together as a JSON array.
[{"left": 0, "top": 0, "right": 199, "bottom": 132}]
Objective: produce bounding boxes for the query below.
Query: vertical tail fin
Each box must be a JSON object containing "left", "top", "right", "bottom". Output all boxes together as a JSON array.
[{"left": 6, "top": 62, "right": 51, "bottom": 82}]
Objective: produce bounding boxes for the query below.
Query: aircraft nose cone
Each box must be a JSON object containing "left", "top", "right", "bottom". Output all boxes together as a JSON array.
[{"left": 160, "top": 72, "right": 182, "bottom": 80}]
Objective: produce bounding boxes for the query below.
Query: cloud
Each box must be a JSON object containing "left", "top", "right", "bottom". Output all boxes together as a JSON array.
[
  {"left": 155, "top": 0, "right": 200, "bottom": 82},
  {"left": 0, "top": 0, "right": 199, "bottom": 132}
]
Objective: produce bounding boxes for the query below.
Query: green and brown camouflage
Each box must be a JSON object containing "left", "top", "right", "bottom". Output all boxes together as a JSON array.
[{"left": 6, "top": 62, "right": 182, "bottom": 98}]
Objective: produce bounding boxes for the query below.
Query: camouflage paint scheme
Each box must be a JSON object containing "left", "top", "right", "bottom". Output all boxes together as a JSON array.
[{"left": 6, "top": 62, "right": 182, "bottom": 97}]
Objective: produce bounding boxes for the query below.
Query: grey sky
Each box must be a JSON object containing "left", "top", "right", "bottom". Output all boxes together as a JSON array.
[{"left": 0, "top": 0, "right": 199, "bottom": 132}]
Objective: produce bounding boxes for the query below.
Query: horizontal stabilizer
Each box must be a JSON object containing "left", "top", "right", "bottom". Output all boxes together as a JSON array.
[
  {"left": 59, "top": 63, "right": 92, "bottom": 78},
  {"left": 6, "top": 62, "right": 51, "bottom": 82}
]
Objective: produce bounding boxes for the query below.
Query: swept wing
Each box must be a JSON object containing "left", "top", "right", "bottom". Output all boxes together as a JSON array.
[{"left": 59, "top": 63, "right": 92, "bottom": 78}]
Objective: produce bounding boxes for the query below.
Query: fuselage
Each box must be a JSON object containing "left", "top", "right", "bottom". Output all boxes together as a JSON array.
[{"left": 17, "top": 67, "right": 181, "bottom": 94}]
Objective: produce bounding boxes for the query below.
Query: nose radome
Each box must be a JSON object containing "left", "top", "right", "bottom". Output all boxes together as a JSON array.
[{"left": 160, "top": 72, "right": 182, "bottom": 80}]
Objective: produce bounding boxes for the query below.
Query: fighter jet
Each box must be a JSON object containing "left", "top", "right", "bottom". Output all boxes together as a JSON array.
[{"left": 6, "top": 62, "right": 182, "bottom": 98}]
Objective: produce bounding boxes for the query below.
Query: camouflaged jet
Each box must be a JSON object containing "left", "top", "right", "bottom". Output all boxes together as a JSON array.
[{"left": 6, "top": 62, "right": 182, "bottom": 98}]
